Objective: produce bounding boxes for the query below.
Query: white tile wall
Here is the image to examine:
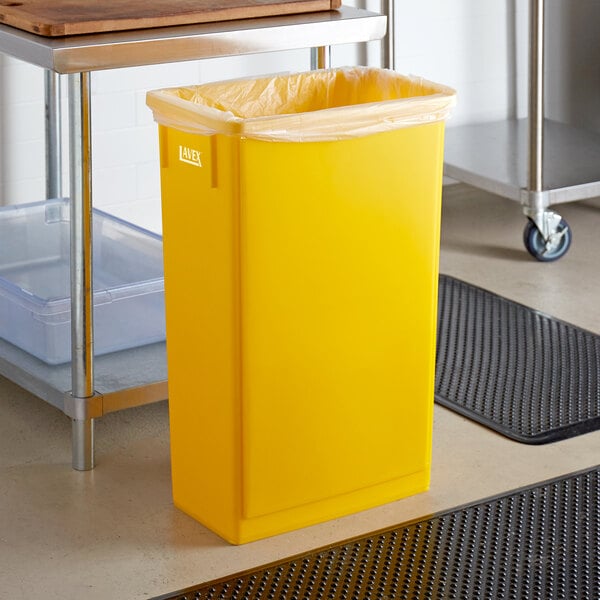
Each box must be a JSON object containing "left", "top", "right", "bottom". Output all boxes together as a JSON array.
[
  {"left": 1, "top": 1, "right": 597, "bottom": 230},
  {"left": 392, "top": 1, "right": 529, "bottom": 126},
  {"left": 0, "top": 55, "right": 46, "bottom": 205}
]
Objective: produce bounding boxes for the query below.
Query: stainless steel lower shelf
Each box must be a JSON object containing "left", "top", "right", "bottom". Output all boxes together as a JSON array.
[
  {"left": 0, "top": 339, "right": 168, "bottom": 415},
  {"left": 444, "top": 118, "right": 600, "bottom": 204}
]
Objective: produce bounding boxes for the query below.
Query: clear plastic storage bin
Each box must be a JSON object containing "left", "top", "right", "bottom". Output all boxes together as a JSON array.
[{"left": 0, "top": 199, "right": 165, "bottom": 364}]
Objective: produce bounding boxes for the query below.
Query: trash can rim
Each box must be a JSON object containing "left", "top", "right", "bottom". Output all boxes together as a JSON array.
[{"left": 146, "top": 66, "right": 456, "bottom": 142}]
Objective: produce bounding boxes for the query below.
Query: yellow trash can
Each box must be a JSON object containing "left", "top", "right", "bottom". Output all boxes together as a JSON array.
[{"left": 147, "top": 67, "right": 456, "bottom": 544}]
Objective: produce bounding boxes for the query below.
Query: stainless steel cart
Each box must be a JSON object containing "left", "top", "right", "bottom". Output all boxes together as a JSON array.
[
  {"left": 0, "top": 6, "right": 387, "bottom": 470},
  {"left": 443, "top": 0, "right": 600, "bottom": 261}
]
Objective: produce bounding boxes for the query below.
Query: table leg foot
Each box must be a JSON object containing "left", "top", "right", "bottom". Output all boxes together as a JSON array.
[{"left": 72, "top": 417, "right": 94, "bottom": 471}]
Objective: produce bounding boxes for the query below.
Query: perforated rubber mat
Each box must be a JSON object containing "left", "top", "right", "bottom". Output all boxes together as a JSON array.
[
  {"left": 435, "top": 274, "right": 600, "bottom": 443},
  {"left": 152, "top": 466, "right": 600, "bottom": 600}
]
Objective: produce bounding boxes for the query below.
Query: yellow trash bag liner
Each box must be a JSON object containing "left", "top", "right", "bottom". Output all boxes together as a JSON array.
[{"left": 146, "top": 66, "right": 456, "bottom": 142}]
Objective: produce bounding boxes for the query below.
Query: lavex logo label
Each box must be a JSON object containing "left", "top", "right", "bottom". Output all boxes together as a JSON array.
[{"left": 178, "top": 145, "right": 203, "bottom": 167}]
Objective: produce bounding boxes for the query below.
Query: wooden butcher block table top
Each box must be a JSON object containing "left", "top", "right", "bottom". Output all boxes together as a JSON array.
[{"left": 0, "top": 0, "right": 342, "bottom": 37}]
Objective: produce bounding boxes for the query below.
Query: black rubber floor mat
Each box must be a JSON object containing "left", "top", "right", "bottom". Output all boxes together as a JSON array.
[
  {"left": 435, "top": 274, "right": 600, "bottom": 443},
  {"left": 151, "top": 466, "right": 600, "bottom": 600}
]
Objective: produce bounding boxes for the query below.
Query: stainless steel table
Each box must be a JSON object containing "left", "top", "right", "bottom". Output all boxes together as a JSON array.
[
  {"left": 0, "top": 6, "right": 387, "bottom": 470},
  {"left": 444, "top": 0, "right": 600, "bottom": 261}
]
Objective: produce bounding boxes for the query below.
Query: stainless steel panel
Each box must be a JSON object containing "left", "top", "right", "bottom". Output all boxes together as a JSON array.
[{"left": 444, "top": 119, "right": 600, "bottom": 204}]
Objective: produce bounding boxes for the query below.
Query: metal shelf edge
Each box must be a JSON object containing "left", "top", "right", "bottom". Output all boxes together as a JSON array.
[
  {"left": 0, "top": 7, "right": 386, "bottom": 73},
  {"left": 101, "top": 381, "right": 168, "bottom": 414}
]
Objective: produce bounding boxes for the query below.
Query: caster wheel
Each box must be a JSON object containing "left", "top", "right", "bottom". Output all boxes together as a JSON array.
[{"left": 523, "top": 218, "right": 572, "bottom": 262}]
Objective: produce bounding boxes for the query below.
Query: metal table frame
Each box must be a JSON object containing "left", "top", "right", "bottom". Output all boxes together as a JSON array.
[
  {"left": 443, "top": 0, "right": 600, "bottom": 260},
  {"left": 0, "top": 6, "right": 387, "bottom": 470}
]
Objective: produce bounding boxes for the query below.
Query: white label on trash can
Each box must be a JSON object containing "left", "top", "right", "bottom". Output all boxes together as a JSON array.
[{"left": 178, "top": 145, "right": 203, "bottom": 167}]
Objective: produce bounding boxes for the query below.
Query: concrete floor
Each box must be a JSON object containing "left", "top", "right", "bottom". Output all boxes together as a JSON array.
[{"left": 2, "top": 183, "right": 600, "bottom": 599}]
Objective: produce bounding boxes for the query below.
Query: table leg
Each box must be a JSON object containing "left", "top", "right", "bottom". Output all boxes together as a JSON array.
[
  {"left": 68, "top": 72, "right": 95, "bottom": 471},
  {"left": 381, "top": 0, "right": 395, "bottom": 70},
  {"left": 310, "top": 46, "right": 331, "bottom": 69},
  {"left": 44, "top": 70, "right": 63, "bottom": 199},
  {"left": 528, "top": 0, "right": 544, "bottom": 195}
]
